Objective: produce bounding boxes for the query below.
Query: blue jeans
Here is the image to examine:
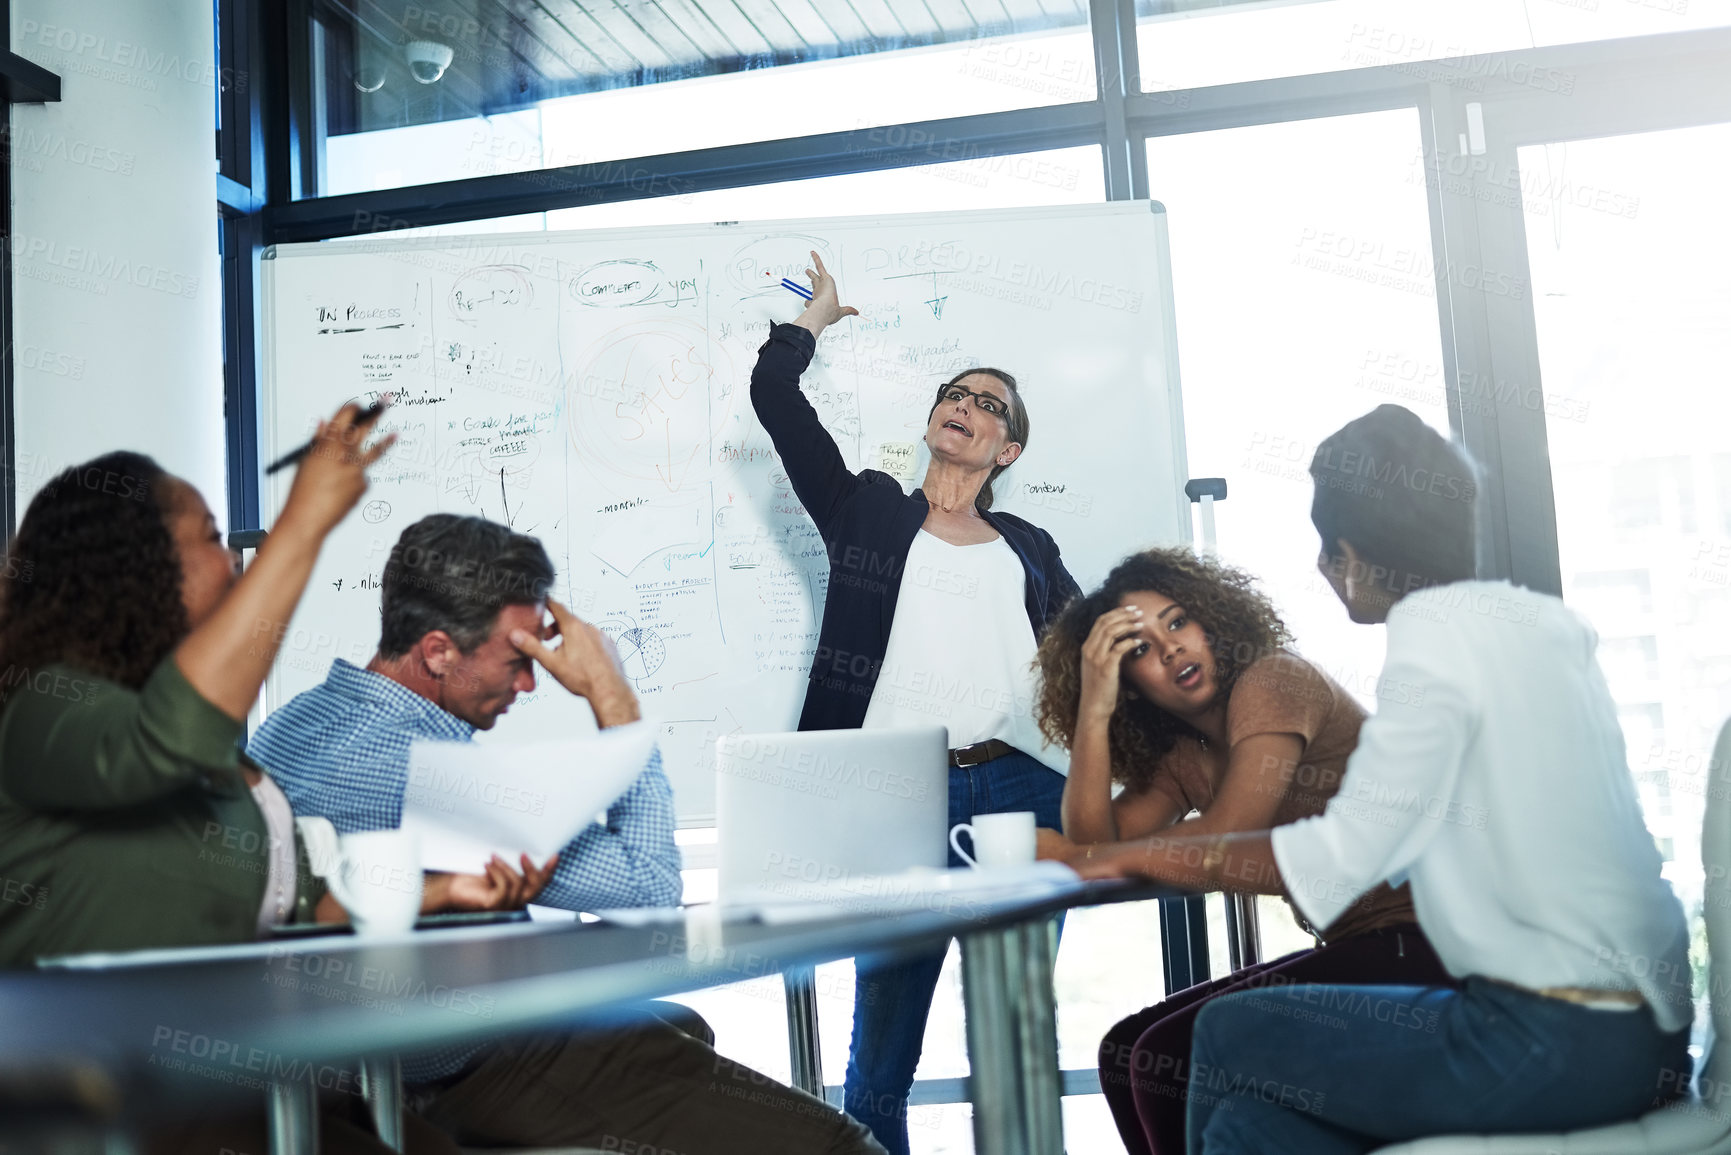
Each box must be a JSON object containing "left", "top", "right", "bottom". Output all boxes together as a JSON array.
[
  {"left": 1187, "top": 976, "right": 1692, "bottom": 1154},
  {"left": 842, "top": 750, "right": 1067, "bottom": 1155}
]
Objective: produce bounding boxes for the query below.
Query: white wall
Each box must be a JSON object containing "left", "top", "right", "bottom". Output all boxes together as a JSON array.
[{"left": 9, "top": 0, "right": 223, "bottom": 521}]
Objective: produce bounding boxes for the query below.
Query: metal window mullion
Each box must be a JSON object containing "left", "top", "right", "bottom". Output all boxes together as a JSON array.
[
  {"left": 1421, "top": 84, "right": 1509, "bottom": 581},
  {"left": 1130, "top": 82, "right": 1423, "bottom": 139},
  {"left": 1414, "top": 83, "right": 1464, "bottom": 442},
  {"left": 222, "top": 212, "right": 265, "bottom": 536},
  {"left": 282, "top": 0, "right": 321, "bottom": 201},
  {"left": 217, "top": 0, "right": 251, "bottom": 185},
  {"left": 0, "top": 98, "right": 12, "bottom": 542},
  {"left": 265, "top": 101, "right": 1109, "bottom": 241},
  {"left": 223, "top": 0, "right": 273, "bottom": 537},
  {"left": 1419, "top": 83, "right": 1559, "bottom": 594},
  {"left": 1494, "top": 54, "right": 1731, "bottom": 148},
  {"left": 1468, "top": 152, "right": 1559, "bottom": 596},
  {"left": 1087, "top": 0, "right": 1135, "bottom": 200},
  {"left": 1126, "top": 122, "right": 1147, "bottom": 200}
]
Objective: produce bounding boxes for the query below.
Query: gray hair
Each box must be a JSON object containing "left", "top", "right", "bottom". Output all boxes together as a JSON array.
[{"left": 378, "top": 514, "right": 556, "bottom": 658}]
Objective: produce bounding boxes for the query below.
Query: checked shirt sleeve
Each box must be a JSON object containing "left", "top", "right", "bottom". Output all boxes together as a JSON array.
[
  {"left": 535, "top": 744, "right": 683, "bottom": 912},
  {"left": 247, "top": 712, "right": 418, "bottom": 834}
]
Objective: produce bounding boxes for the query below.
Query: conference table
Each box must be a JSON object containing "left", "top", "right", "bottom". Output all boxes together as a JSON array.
[{"left": 5, "top": 871, "right": 1183, "bottom": 1155}]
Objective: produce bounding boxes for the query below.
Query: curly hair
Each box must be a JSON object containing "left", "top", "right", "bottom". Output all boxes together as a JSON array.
[
  {"left": 0, "top": 452, "right": 189, "bottom": 704},
  {"left": 1035, "top": 547, "right": 1293, "bottom": 792}
]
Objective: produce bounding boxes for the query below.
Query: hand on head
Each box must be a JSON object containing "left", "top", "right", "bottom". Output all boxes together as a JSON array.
[
  {"left": 280, "top": 399, "right": 396, "bottom": 538},
  {"left": 508, "top": 598, "right": 642, "bottom": 726},
  {"left": 1078, "top": 604, "right": 1146, "bottom": 722}
]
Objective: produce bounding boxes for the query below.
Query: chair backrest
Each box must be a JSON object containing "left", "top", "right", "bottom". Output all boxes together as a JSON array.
[{"left": 1697, "top": 717, "right": 1731, "bottom": 1090}]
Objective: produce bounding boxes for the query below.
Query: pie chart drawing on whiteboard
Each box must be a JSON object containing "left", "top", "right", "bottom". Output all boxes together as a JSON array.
[{"left": 601, "top": 621, "right": 667, "bottom": 685}]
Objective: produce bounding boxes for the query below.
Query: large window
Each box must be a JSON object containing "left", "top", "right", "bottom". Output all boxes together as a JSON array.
[
  {"left": 1521, "top": 122, "right": 1731, "bottom": 1033},
  {"left": 216, "top": 6, "right": 1731, "bottom": 1149},
  {"left": 1148, "top": 109, "right": 1450, "bottom": 703},
  {"left": 323, "top": 144, "right": 1107, "bottom": 235},
  {"left": 310, "top": 0, "right": 1116, "bottom": 196},
  {"left": 1149, "top": 109, "right": 1452, "bottom": 956},
  {"left": 545, "top": 144, "right": 1107, "bottom": 226},
  {"left": 1138, "top": 0, "right": 1731, "bottom": 94}
]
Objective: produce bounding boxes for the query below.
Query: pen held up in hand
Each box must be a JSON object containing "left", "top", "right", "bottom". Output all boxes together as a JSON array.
[{"left": 265, "top": 397, "right": 390, "bottom": 474}]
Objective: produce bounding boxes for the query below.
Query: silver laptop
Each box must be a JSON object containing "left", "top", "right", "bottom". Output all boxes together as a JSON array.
[{"left": 715, "top": 727, "right": 949, "bottom": 903}]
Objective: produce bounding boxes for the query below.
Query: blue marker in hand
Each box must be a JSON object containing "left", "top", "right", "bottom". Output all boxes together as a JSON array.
[{"left": 770, "top": 272, "right": 813, "bottom": 301}]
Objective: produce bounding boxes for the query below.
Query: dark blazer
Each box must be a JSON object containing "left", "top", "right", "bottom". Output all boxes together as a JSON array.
[{"left": 750, "top": 323, "right": 1079, "bottom": 733}]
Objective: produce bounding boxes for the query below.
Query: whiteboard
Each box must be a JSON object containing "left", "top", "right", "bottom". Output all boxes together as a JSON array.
[{"left": 260, "top": 201, "right": 1189, "bottom": 823}]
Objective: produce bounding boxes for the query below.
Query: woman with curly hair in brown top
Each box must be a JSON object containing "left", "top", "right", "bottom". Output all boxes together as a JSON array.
[{"left": 1033, "top": 547, "right": 1451, "bottom": 1155}]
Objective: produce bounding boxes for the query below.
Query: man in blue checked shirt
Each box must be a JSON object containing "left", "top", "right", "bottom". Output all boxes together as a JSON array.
[
  {"left": 251, "top": 514, "right": 680, "bottom": 912},
  {"left": 249, "top": 514, "right": 883, "bottom": 1155}
]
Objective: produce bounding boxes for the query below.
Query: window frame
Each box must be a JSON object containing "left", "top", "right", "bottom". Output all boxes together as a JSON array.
[
  {"left": 216, "top": 0, "right": 1731, "bottom": 1101},
  {"left": 0, "top": 0, "right": 64, "bottom": 541}
]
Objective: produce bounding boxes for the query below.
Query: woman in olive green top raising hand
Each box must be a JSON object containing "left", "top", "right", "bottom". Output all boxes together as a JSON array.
[
  {"left": 0, "top": 404, "right": 545, "bottom": 968},
  {"left": 0, "top": 406, "right": 384, "bottom": 964}
]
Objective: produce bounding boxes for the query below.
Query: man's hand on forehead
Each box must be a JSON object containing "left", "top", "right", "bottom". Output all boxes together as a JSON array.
[{"left": 507, "top": 597, "right": 639, "bottom": 726}]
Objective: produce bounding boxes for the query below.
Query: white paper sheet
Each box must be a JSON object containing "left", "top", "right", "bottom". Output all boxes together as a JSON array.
[
  {"left": 401, "top": 722, "right": 657, "bottom": 873},
  {"left": 718, "top": 862, "right": 1083, "bottom": 925}
]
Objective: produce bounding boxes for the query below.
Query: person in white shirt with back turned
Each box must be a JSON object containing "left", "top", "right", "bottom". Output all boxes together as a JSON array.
[{"left": 1071, "top": 404, "right": 1694, "bottom": 1154}]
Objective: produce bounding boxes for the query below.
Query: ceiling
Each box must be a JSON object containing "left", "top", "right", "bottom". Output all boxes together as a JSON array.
[{"left": 315, "top": 0, "right": 1288, "bottom": 134}]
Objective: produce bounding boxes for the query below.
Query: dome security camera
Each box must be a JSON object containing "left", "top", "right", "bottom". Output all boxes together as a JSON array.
[
  {"left": 404, "top": 39, "right": 455, "bottom": 84},
  {"left": 352, "top": 63, "right": 387, "bottom": 93}
]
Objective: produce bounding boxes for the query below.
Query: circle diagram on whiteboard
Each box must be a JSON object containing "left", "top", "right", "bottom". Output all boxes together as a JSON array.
[
  {"left": 566, "top": 318, "right": 740, "bottom": 495},
  {"left": 600, "top": 619, "right": 667, "bottom": 685}
]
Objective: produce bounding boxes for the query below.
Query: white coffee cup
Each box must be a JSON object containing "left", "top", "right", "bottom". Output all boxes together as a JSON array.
[
  {"left": 949, "top": 811, "right": 1036, "bottom": 869},
  {"left": 322, "top": 830, "right": 423, "bottom": 935}
]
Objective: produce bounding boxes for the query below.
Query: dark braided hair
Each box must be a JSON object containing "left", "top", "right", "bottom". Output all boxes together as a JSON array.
[
  {"left": 0, "top": 452, "right": 188, "bottom": 703},
  {"left": 1035, "top": 547, "right": 1292, "bottom": 792}
]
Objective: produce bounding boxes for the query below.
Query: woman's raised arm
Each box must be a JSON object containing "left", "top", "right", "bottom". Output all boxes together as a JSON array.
[
  {"left": 748, "top": 251, "right": 869, "bottom": 535},
  {"left": 175, "top": 403, "right": 393, "bottom": 719}
]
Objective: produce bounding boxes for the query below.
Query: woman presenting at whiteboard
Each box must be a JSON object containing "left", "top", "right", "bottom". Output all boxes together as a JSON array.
[{"left": 750, "top": 252, "right": 1079, "bottom": 1155}]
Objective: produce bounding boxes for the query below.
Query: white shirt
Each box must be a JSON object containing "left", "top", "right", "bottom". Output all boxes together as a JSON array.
[
  {"left": 249, "top": 774, "right": 299, "bottom": 936},
  {"left": 863, "top": 530, "right": 1067, "bottom": 772},
  {"left": 1272, "top": 580, "right": 1692, "bottom": 1030}
]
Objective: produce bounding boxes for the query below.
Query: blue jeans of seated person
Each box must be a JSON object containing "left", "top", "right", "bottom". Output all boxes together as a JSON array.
[
  {"left": 843, "top": 749, "right": 1067, "bottom": 1155},
  {"left": 1187, "top": 976, "right": 1692, "bottom": 1155}
]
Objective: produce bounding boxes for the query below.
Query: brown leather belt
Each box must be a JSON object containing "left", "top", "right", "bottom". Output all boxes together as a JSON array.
[
  {"left": 1484, "top": 976, "right": 1645, "bottom": 1009},
  {"left": 949, "top": 739, "right": 1017, "bottom": 768}
]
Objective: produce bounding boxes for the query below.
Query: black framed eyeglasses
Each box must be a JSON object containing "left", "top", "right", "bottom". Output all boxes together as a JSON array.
[{"left": 935, "top": 383, "right": 1010, "bottom": 418}]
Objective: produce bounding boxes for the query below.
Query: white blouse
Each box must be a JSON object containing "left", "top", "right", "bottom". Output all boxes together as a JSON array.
[
  {"left": 862, "top": 530, "right": 1066, "bottom": 772},
  {"left": 249, "top": 773, "right": 299, "bottom": 936},
  {"left": 1272, "top": 581, "right": 1692, "bottom": 1029}
]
